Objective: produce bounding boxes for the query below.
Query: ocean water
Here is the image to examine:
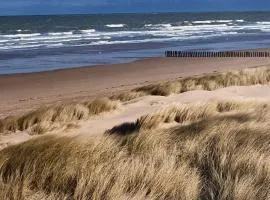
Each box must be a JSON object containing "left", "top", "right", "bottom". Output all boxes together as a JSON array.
[{"left": 1, "top": 11, "right": 270, "bottom": 74}]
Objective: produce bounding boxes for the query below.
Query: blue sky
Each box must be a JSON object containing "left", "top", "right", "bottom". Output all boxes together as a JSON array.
[{"left": 1, "top": 0, "right": 270, "bottom": 16}]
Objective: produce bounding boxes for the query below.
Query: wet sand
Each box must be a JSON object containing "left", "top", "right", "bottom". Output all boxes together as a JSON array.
[{"left": 1, "top": 57, "right": 270, "bottom": 118}]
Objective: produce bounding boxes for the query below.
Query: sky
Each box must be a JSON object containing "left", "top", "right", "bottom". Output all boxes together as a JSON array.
[{"left": 1, "top": 0, "right": 270, "bottom": 16}]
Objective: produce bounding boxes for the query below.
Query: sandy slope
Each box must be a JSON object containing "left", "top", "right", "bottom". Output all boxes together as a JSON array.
[
  {"left": 1, "top": 84, "right": 270, "bottom": 150},
  {"left": 75, "top": 84, "right": 270, "bottom": 136}
]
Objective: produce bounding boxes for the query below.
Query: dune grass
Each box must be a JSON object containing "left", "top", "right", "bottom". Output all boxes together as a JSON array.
[
  {"left": 108, "top": 100, "right": 262, "bottom": 134},
  {"left": 1, "top": 66, "right": 270, "bottom": 199},
  {"left": 1, "top": 100, "right": 270, "bottom": 199},
  {"left": 0, "top": 98, "right": 119, "bottom": 135},
  {"left": 1, "top": 66, "right": 269, "bottom": 135},
  {"left": 112, "top": 66, "right": 270, "bottom": 101}
]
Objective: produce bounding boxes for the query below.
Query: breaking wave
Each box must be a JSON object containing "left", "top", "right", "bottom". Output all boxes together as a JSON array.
[{"left": 0, "top": 20, "right": 270, "bottom": 51}]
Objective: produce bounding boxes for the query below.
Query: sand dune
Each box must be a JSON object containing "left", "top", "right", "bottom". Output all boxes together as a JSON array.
[
  {"left": 1, "top": 98, "right": 270, "bottom": 199},
  {"left": 1, "top": 59, "right": 270, "bottom": 199},
  {"left": 1, "top": 73, "right": 270, "bottom": 150}
]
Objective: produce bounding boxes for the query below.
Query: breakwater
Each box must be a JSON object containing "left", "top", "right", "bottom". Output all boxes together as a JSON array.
[{"left": 165, "top": 51, "right": 270, "bottom": 57}]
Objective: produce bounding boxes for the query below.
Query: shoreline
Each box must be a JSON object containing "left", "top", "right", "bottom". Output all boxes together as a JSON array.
[
  {"left": 1, "top": 56, "right": 270, "bottom": 118},
  {"left": 2, "top": 48, "right": 270, "bottom": 77}
]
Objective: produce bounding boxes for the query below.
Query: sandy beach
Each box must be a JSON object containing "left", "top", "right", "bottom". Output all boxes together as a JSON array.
[
  {"left": 1, "top": 55, "right": 270, "bottom": 148},
  {"left": 1, "top": 54, "right": 270, "bottom": 199},
  {"left": 2, "top": 9, "right": 270, "bottom": 199},
  {"left": 1, "top": 56, "right": 270, "bottom": 118}
]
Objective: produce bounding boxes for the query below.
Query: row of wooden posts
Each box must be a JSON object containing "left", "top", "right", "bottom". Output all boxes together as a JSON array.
[{"left": 165, "top": 51, "right": 270, "bottom": 57}]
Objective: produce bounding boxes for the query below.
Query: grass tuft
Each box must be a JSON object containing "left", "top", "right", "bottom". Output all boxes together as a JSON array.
[
  {"left": 112, "top": 67, "right": 270, "bottom": 101},
  {"left": 0, "top": 98, "right": 119, "bottom": 135}
]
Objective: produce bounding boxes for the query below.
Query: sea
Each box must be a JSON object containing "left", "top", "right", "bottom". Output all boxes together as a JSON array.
[{"left": 1, "top": 11, "right": 270, "bottom": 74}]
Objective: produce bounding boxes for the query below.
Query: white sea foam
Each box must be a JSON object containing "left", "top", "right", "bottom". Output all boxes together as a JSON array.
[
  {"left": 1, "top": 20, "right": 270, "bottom": 51},
  {"left": 2, "top": 33, "right": 41, "bottom": 38},
  {"left": 193, "top": 20, "right": 236, "bottom": 24},
  {"left": 48, "top": 32, "right": 73, "bottom": 36},
  {"left": 80, "top": 29, "right": 96, "bottom": 33},
  {"left": 47, "top": 43, "right": 64, "bottom": 47},
  {"left": 257, "top": 22, "right": 270, "bottom": 25},
  {"left": 192, "top": 20, "right": 214, "bottom": 24},
  {"left": 16, "top": 29, "right": 30, "bottom": 33},
  {"left": 106, "top": 24, "right": 126, "bottom": 28},
  {"left": 215, "top": 20, "right": 233, "bottom": 23},
  {"left": 0, "top": 44, "right": 43, "bottom": 50},
  {"left": 89, "top": 32, "right": 241, "bottom": 46},
  {"left": 145, "top": 24, "right": 172, "bottom": 28}
]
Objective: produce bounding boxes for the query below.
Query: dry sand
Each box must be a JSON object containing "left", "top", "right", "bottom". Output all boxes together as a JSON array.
[
  {"left": 1, "top": 57, "right": 270, "bottom": 149},
  {"left": 70, "top": 84, "right": 270, "bottom": 136},
  {"left": 1, "top": 57, "right": 270, "bottom": 118},
  {"left": 1, "top": 83, "right": 270, "bottom": 150}
]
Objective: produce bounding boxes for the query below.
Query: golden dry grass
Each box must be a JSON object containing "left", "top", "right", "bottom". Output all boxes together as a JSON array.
[
  {"left": 1, "top": 66, "right": 270, "bottom": 199},
  {"left": 108, "top": 100, "right": 262, "bottom": 134},
  {"left": 0, "top": 98, "right": 119, "bottom": 135},
  {"left": 1, "top": 66, "right": 269, "bottom": 135},
  {"left": 1, "top": 100, "right": 270, "bottom": 200},
  {"left": 110, "top": 91, "right": 147, "bottom": 102},
  {"left": 112, "top": 66, "right": 270, "bottom": 101}
]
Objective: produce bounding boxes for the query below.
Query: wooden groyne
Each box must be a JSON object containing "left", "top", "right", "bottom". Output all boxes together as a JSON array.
[{"left": 165, "top": 51, "right": 270, "bottom": 57}]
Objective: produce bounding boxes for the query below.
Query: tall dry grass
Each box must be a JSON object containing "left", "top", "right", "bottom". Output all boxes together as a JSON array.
[
  {"left": 1, "top": 66, "right": 269, "bottom": 135},
  {"left": 1, "top": 100, "right": 270, "bottom": 199},
  {"left": 0, "top": 98, "right": 119, "bottom": 135},
  {"left": 112, "top": 66, "right": 270, "bottom": 101},
  {"left": 108, "top": 100, "right": 262, "bottom": 134}
]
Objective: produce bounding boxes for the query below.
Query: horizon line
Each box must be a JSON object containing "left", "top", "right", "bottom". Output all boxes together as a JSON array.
[{"left": 1, "top": 9, "right": 269, "bottom": 17}]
